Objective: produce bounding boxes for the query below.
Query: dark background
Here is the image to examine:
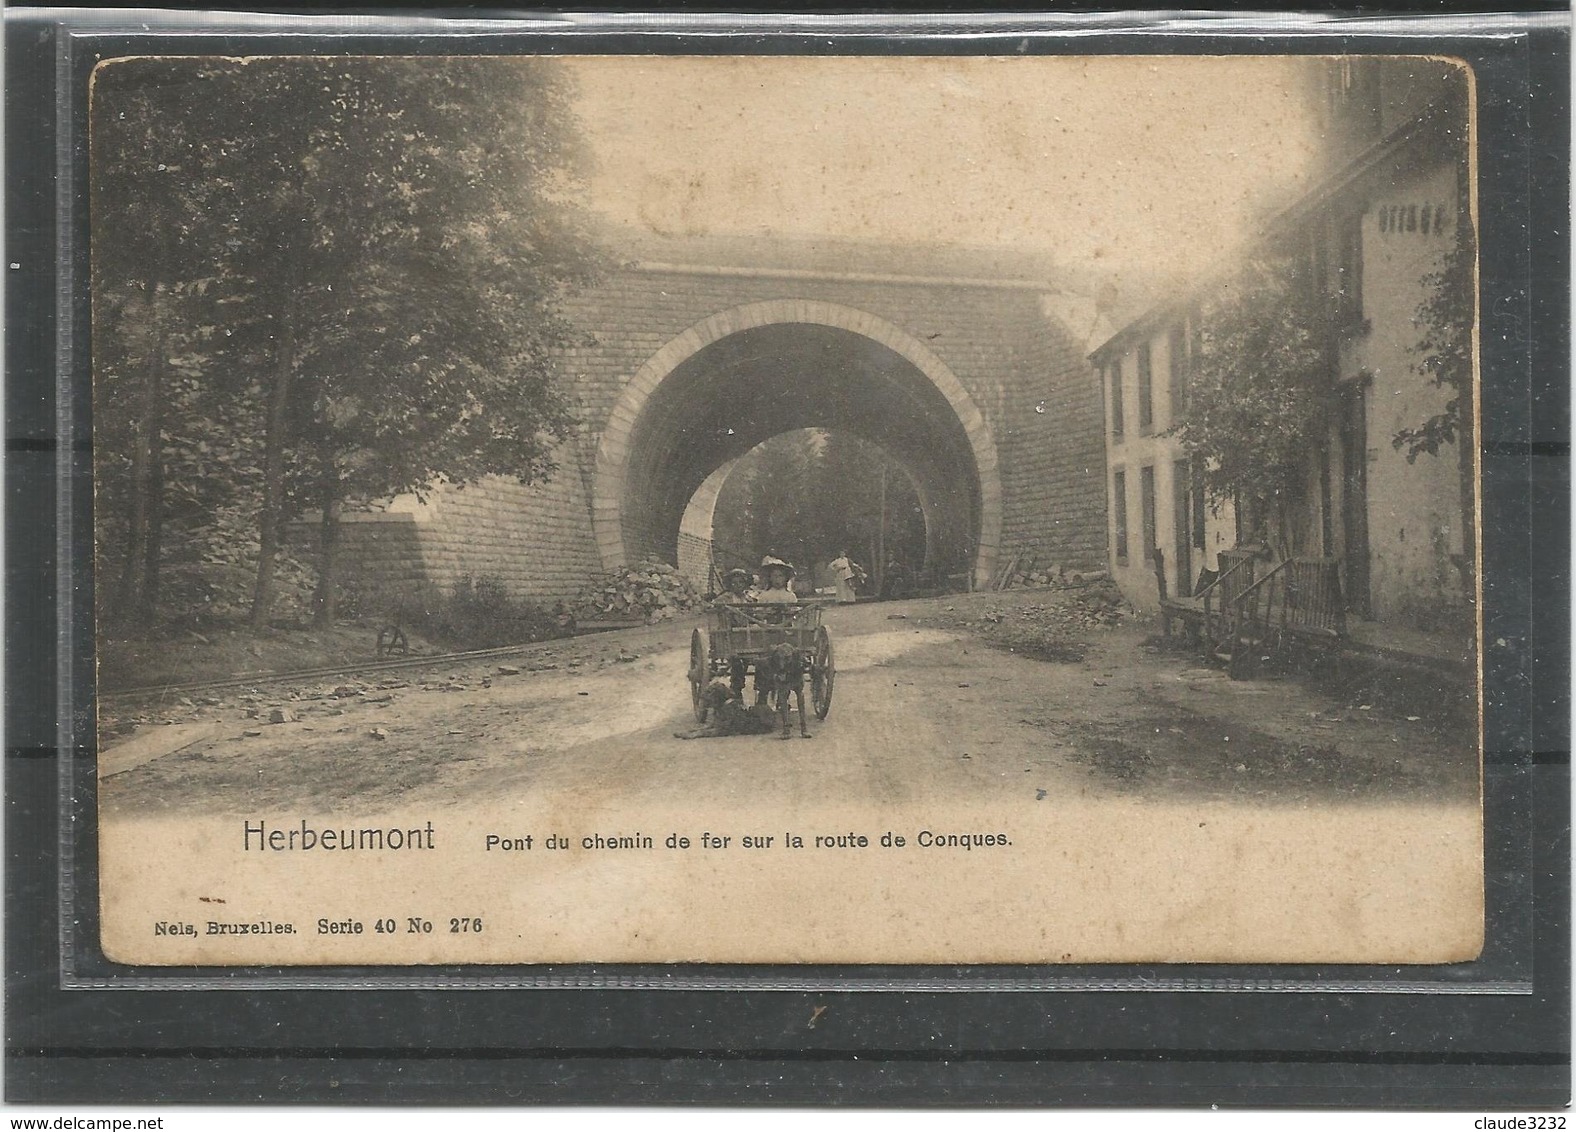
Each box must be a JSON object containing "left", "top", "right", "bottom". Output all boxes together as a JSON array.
[{"left": 6, "top": 6, "right": 1568, "bottom": 1107}]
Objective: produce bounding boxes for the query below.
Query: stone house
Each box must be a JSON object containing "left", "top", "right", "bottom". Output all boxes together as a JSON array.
[{"left": 1091, "top": 57, "right": 1475, "bottom": 637}]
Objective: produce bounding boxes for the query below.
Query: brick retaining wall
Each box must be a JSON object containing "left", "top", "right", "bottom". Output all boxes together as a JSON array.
[{"left": 326, "top": 259, "right": 1106, "bottom": 605}]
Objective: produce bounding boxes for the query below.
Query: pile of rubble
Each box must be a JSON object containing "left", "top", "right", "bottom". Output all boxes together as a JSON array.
[
  {"left": 573, "top": 560, "right": 702, "bottom": 624},
  {"left": 964, "top": 579, "right": 1132, "bottom": 662},
  {"left": 997, "top": 563, "right": 1112, "bottom": 591}
]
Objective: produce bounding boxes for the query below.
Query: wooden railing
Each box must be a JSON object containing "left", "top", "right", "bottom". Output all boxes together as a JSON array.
[
  {"left": 1203, "top": 549, "right": 1259, "bottom": 652},
  {"left": 1151, "top": 546, "right": 1258, "bottom": 646},
  {"left": 1279, "top": 557, "right": 1346, "bottom": 639},
  {"left": 1223, "top": 555, "right": 1346, "bottom": 675}
]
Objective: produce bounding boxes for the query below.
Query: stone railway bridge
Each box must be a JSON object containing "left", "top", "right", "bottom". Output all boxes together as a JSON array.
[{"left": 330, "top": 237, "right": 1108, "bottom": 606}]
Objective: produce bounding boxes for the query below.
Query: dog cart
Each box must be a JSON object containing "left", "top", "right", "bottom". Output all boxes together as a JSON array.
[{"left": 689, "top": 603, "right": 835, "bottom": 723}]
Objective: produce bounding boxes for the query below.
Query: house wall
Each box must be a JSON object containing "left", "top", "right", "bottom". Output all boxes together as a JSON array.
[
  {"left": 1339, "top": 159, "right": 1469, "bottom": 626},
  {"left": 1100, "top": 326, "right": 1236, "bottom": 613},
  {"left": 1097, "top": 64, "right": 1471, "bottom": 634},
  {"left": 1101, "top": 156, "right": 1468, "bottom": 630}
]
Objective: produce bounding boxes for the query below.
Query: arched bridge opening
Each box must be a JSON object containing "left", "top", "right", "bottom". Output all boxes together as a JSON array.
[
  {"left": 594, "top": 302, "right": 1003, "bottom": 590},
  {"left": 675, "top": 429, "right": 931, "bottom": 593}
]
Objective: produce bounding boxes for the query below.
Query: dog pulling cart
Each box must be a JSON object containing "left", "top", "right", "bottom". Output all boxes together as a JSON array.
[{"left": 689, "top": 603, "right": 835, "bottom": 723}]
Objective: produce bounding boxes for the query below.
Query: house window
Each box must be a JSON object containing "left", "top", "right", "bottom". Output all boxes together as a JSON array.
[
  {"left": 1112, "top": 468, "right": 1129, "bottom": 564},
  {"left": 1137, "top": 343, "right": 1154, "bottom": 432},
  {"left": 1109, "top": 358, "right": 1125, "bottom": 441},
  {"left": 1172, "top": 459, "right": 1194, "bottom": 596},
  {"left": 1167, "top": 322, "right": 1188, "bottom": 422},
  {"left": 1140, "top": 465, "right": 1157, "bottom": 565},
  {"left": 1191, "top": 454, "right": 1207, "bottom": 549},
  {"left": 1332, "top": 212, "right": 1363, "bottom": 329}
]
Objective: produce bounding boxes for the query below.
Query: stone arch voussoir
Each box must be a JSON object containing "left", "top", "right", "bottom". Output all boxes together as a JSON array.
[{"left": 592, "top": 299, "right": 1003, "bottom": 589}]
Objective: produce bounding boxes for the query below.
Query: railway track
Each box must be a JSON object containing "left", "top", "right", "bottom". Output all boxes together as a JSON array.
[{"left": 98, "top": 621, "right": 647, "bottom": 704}]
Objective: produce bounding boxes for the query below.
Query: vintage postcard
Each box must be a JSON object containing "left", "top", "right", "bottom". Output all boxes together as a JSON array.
[{"left": 93, "top": 53, "right": 1482, "bottom": 965}]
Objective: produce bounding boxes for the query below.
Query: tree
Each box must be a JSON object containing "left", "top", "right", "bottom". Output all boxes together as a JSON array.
[
  {"left": 1393, "top": 213, "right": 1477, "bottom": 593},
  {"left": 92, "top": 57, "right": 608, "bottom": 628},
  {"left": 814, "top": 431, "right": 923, "bottom": 586},
  {"left": 1168, "top": 256, "right": 1334, "bottom": 557},
  {"left": 712, "top": 430, "right": 824, "bottom": 572},
  {"left": 1394, "top": 219, "right": 1476, "bottom": 461},
  {"left": 710, "top": 429, "right": 923, "bottom": 585},
  {"left": 92, "top": 61, "right": 257, "bottom": 626}
]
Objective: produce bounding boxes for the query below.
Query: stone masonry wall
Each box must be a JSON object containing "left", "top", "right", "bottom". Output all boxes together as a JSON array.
[
  {"left": 991, "top": 297, "right": 1108, "bottom": 574},
  {"left": 333, "top": 264, "right": 1106, "bottom": 604},
  {"left": 675, "top": 531, "right": 714, "bottom": 593},
  {"left": 416, "top": 452, "right": 604, "bottom": 607},
  {"left": 286, "top": 514, "right": 430, "bottom": 613}
]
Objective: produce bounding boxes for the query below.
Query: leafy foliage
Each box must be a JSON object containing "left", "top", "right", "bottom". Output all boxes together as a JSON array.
[
  {"left": 412, "top": 575, "right": 566, "bottom": 650},
  {"left": 710, "top": 429, "right": 924, "bottom": 579},
  {"left": 1168, "top": 256, "right": 1334, "bottom": 552},
  {"left": 1394, "top": 220, "right": 1476, "bottom": 462},
  {"left": 711, "top": 431, "right": 824, "bottom": 572},
  {"left": 815, "top": 431, "right": 925, "bottom": 573},
  {"left": 91, "top": 57, "right": 608, "bottom": 629}
]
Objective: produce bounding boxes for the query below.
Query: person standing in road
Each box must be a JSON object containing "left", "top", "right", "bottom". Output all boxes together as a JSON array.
[{"left": 828, "top": 549, "right": 864, "bottom": 604}]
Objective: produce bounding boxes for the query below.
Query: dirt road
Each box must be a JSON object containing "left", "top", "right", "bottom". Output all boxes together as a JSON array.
[
  {"left": 99, "top": 591, "right": 1477, "bottom": 819},
  {"left": 97, "top": 591, "right": 1484, "bottom": 965}
]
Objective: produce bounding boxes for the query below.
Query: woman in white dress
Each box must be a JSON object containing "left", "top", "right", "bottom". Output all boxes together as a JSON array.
[{"left": 828, "top": 549, "right": 863, "bottom": 604}]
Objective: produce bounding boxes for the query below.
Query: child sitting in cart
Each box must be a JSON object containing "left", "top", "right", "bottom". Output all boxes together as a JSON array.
[
  {"left": 713, "top": 567, "right": 755, "bottom": 607},
  {"left": 755, "top": 556, "right": 799, "bottom": 606},
  {"left": 712, "top": 567, "right": 755, "bottom": 700}
]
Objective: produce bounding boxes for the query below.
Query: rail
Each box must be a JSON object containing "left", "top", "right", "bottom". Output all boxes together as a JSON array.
[
  {"left": 1195, "top": 553, "right": 1256, "bottom": 641},
  {"left": 1223, "top": 556, "right": 1347, "bottom": 674},
  {"left": 100, "top": 621, "right": 647, "bottom": 703}
]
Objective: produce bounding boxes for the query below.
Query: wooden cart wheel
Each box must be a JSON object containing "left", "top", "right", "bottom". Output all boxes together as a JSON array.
[
  {"left": 689, "top": 629, "right": 711, "bottom": 723},
  {"left": 811, "top": 625, "right": 835, "bottom": 720}
]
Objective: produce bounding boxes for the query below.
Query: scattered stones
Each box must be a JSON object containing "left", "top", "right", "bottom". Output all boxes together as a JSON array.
[
  {"left": 496, "top": 665, "right": 521, "bottom": 676},
  {"left": 369, "top": 727, "right": 389, "bottom": 740},
  {"left": 268, "top": 708, "right": 296, "bottom": 724},
  {"left": 242, "top": 729, "right": 263, "bottom": 738},
  {"left": 573, "top": 559, "right": 702, "bottom": 624}
]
